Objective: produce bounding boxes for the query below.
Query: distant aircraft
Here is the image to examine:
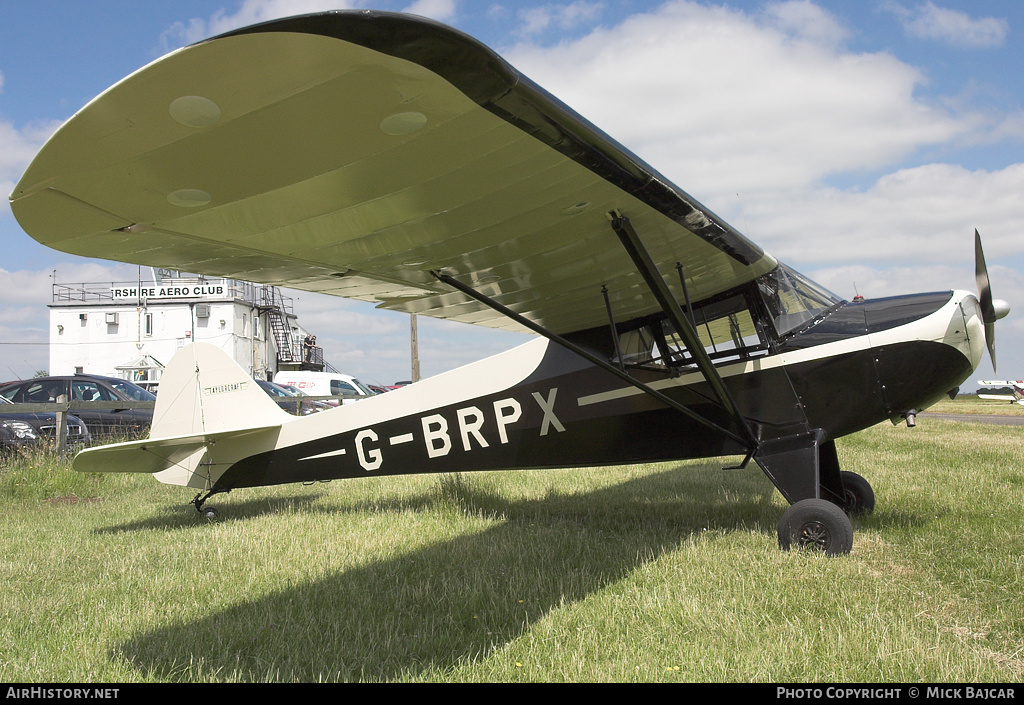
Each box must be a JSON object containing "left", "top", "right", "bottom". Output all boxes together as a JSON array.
[
  {"left": 8, "top": 11, "right": 1010, "bottom": 555},
  {"left": 976, "top": 381, "right": 1024, "bottom": 404}
]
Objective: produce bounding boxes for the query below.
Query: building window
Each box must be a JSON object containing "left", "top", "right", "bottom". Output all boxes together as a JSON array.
[{"left": 144, "top": 312, "right": 153, "bottom": 336}]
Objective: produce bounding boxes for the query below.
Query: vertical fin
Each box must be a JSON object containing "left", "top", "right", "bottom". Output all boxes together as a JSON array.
[{"left": 151, "top": 342, "right": 288, "bottom": 439}]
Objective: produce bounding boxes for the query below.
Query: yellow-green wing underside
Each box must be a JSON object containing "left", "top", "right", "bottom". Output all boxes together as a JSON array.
[{"left": 11, "top": 11, "right": 776, "bottom": 336}]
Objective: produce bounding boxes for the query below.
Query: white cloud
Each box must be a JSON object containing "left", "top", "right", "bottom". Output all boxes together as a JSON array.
[
  {"left": 514, "top": 1, "right": 605, "bottom": 37},
  {"left": 760, "top": 0, "right": 849, "bottom": 48},
  {"left": 503, "top": 1, "right": 1014, "bottom": 212},
  {"left": 885, "top": 1, "right": 1009, "bottom": 48},
  {"left": 0, "top": 263, "right": 142, "bottom": 306},
  {"left": 745, "top": 163, "right": 1024, "bottom": 265},
  {"left": 503, "top": 1, "right": 990, "bottom": 202},
  {"left": 497, "top": 1, "right": 1022, "bottom": 377},
  {"left": 283, "top": 289, "right": 530, "bottom": 383},
  {"left": 0, "top": 118, "right": 61, "bottom": 220},
  {"left": 159, "top": 0, "right": 355, "bottom": 49},
  {"left": 0, "top": 262, "right": 143, "bottom": 380},
  {"left": 157, "top": 0, "right": 459, "bottom": 52},
  {"left": 402, "top": 0, "right": 458, "bottom": 23}
]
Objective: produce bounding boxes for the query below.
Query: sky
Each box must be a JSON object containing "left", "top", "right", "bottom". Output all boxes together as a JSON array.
[{"left": 1, "top": 0, "right": 1022, "bottom": 389}]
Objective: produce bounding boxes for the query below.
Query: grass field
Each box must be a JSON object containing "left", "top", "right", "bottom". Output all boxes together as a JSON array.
[{"left": 1, "top": 400, "right": 1022, "bottom": 682}]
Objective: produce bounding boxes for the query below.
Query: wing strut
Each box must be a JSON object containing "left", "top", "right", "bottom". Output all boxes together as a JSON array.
[
  {"left": 608, "top": 210, "right": 758, "bottom": 448},
  {"left": 432, "top": 272, "right": 756, "bottom": 450}
]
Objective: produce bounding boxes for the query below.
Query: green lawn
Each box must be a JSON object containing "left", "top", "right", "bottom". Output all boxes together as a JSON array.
[{"left": 1, "top": 409, "right": 1022, "bottom": 682}]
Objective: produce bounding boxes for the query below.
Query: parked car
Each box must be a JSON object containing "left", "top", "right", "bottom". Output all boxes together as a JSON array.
[
  {"left": 273, "top": 371, "right": 376, "bottom": 405},
  {"left": 0, "top": 374, "right": 154, "bottom": 436},
  {"left": 255, "top": 379, "right": 321, "bottom": 415},
  {"left": 274, "top": 383, "right": 332, "bottom": 412},
  {"left": 0, "top": 396, "right": 90, "bottom": 449}
]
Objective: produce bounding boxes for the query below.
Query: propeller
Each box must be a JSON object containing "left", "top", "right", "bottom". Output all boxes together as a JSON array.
[{"left": 974, "top": 229, "right": 1011, "bottom": 373}]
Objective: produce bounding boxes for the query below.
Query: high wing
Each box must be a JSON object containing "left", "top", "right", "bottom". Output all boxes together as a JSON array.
[{"left": 10, "top": 10, "right": 775, "bottom": 336}]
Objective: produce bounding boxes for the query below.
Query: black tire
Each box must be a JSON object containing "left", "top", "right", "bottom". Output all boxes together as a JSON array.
[
  {"left": 839, "top": 471, "right": 875, "bottom": 517},
  {"left": 777, "top": 498, "right": 854, "bottom": 556}
]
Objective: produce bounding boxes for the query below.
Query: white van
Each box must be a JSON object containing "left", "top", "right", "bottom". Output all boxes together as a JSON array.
[{"left": 274, "top": 371, "right": 375, "bottom": 405}]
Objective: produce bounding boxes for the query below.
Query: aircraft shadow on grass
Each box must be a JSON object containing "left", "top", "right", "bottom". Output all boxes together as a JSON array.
[
  {"left": 114, "top": 463, "right": 785, "bottom": 681},
  {"left": 93, "top": 493, "right": 326, "bottom": 534}
]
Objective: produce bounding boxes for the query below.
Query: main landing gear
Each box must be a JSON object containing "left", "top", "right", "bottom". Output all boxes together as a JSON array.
[
  {"left": 756, "top": 433, "right": 874, "bottom": 556},
  {"left": 776, "top": 470, "right": 874, "bottom": 556}
]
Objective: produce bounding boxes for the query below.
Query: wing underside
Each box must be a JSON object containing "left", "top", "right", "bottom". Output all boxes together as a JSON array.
[{"left": 10, "top": 10, "right": 776, "bottom": 336}]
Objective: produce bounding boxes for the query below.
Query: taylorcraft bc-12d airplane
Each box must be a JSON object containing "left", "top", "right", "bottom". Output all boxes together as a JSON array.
[{"left": 9, "top": 11, "right": 1011, "bottom": 555}]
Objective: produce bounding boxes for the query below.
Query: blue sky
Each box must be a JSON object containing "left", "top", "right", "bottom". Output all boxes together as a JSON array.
[{"left": 1, "top": 0, "right": 1022, "bottom": 388}]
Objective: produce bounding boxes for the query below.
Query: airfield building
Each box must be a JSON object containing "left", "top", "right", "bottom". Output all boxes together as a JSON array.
[{"left": 48, "top": 268, "right": 328, "bottom": 391}]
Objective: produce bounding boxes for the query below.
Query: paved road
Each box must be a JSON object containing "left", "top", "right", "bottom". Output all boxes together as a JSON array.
[{"left": 919, "top": 413, "right": 1024, "bottom": 426}]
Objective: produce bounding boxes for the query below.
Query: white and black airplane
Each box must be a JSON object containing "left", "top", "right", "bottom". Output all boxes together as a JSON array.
[
  {"left": 976, "top": 381, "right": 1024, "bottom": 404},
  {"left": 9, "top": 11, "right": 1010, "bottom": 555}
]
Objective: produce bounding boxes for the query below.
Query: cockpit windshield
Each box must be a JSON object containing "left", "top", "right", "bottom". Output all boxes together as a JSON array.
[{"left": 757, "top": 264, "right": 844, "bottom": 336}]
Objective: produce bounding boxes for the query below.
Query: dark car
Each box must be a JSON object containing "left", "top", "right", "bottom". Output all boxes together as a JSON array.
[
  {"left": 255, "top": 379, "right": 321, "bottom": 415},
  {"left": 0, "top": 374, "right": 154, "bottom": 436},
  {"left": 0, "top": 396, "right": 90, "bottom": 449}
]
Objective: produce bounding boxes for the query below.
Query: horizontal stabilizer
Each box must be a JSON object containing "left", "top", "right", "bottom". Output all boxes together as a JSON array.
[{"left": 73, "top": 424, "right": 281, "bottom": 475}]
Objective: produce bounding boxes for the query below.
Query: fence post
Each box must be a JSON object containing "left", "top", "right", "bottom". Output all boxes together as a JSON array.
[{"left": 55, "top": 394, "right": 68, "bottom": 452}]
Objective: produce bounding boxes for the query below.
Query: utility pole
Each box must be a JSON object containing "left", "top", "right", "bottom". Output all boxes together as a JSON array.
[{"left": 410, "top": 314, "right": 420, "bottom": 382}]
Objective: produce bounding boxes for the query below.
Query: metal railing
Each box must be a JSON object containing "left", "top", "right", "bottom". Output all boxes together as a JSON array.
[{"left": 52, "top": 278, "right": 296, "bottom": 313}]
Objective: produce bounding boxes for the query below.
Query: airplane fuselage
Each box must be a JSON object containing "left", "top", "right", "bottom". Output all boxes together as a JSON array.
[{"left": 210, "top": 288, "right": 982, "bottom": 497}]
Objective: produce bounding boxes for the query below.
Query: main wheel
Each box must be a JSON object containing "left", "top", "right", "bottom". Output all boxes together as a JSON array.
[
  {"left": 777, "top": 499, "right": 854, "bottom": 556},
  {"left": 839, "top": 471, "right": 875, "bottom": 517}
]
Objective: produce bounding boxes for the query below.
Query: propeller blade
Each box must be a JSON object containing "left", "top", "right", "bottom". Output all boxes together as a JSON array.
[
  {"left": 986, "top": 321, "right": 997, "bottom": 374},
  {"left": 974, "top": 230, "right": 1010, "bottom": 374},
  {"left": 975, "top": 229, "right": 996, "bottom": 323}
]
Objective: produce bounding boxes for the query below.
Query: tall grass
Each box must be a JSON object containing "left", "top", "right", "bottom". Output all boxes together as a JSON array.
[{"left": 1, "top": 412, "right": 1022, "bottom": 682}]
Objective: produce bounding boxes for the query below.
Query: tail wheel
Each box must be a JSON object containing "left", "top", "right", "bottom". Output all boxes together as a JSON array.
[{"left": 778, "top": 498, "right": 854, "bottom": 556}]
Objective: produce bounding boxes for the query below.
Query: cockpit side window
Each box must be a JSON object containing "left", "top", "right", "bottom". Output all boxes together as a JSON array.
[
  {"left": 613, "top": 290, "right": 770, "bottom": 370},
  {"left": 664, "top": 292, "right": 770, "bottom": 365}
]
